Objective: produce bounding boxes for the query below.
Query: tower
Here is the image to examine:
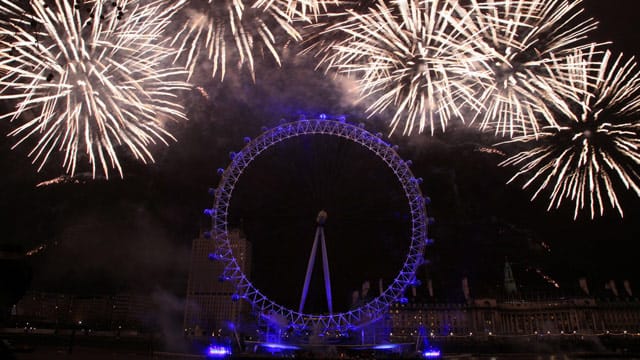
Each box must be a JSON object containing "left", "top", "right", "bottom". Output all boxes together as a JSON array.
[{"left": 504, "top": 260, "right": 517, "bottom": 295}]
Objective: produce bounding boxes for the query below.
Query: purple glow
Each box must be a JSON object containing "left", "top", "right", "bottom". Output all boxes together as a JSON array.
[
  {"left": 423, "top": 349, "right": 441, "bottom": 358},
  {"left": 260, "top": 342, "right": 300, "bottom": 351},
  {"left": 207, "top": 345, "right": 230, "bottom": 357}
]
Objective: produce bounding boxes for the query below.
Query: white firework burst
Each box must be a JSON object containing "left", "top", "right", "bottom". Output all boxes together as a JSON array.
[
  {"left": 317, "top": 0, "right": 490, "bottom": 135},
  {"left": 171, "top": 0, "right": 304, "bottom": 81},
  {"left": 0, "top": 0, "right": 190, "bottom": 178},
  {"left": 468, "top": 0, "right": 599, "bottom": 137},
  {"left": 499, "top": 49, "right": 640, "bottom": 219}
]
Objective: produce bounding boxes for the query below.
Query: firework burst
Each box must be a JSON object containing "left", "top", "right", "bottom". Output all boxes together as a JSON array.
[
  {"left": 317, "top": 0, "right": 490, "bottom": 135},
  {"left": 0, "top": 0, "right": 190, "bottom": 178},
  {"left": 171, "top": 0, "right": 304, "bottom": 82},
  {"left": 499, "top": 49, "right": 640, "bottom": 219},
  {"left": 468, "top": 0, "right": 599, "bottom": 137}
]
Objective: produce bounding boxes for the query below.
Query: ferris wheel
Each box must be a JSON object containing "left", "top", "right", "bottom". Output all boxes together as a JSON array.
[{"left": 205, "top": 116, "right": 430, "bottom": 332}]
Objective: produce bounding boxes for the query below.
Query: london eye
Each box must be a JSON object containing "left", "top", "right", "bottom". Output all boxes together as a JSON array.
[{"left": 205, "top": 117, "right": 429, "bottom": 334}]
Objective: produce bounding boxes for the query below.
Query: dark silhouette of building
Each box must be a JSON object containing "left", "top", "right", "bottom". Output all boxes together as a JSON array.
[
  {"left": 10, "top": 292, "right": 155, "bottom": 331},
  {"left": 0, "top": 245, "right": 31, "bottom": 323}
]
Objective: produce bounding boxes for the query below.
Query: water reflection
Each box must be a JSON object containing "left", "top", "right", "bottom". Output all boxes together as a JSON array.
[{"left": 443, "top": 355, "right": 635, "bottom": 360}]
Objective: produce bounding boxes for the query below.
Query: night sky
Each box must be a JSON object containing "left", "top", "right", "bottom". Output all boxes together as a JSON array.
[{"left": 1, "top": 0, "right": 639, "bottom": 314}]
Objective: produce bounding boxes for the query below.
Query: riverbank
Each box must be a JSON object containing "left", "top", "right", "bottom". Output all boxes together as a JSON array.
[{"left": 3, "top": 330, "right": 640, "bottom": 359}]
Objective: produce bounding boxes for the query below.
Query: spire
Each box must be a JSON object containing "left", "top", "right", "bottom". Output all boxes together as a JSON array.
[{"left": 504, "top": 259, "right": 517, "bottom": 295}]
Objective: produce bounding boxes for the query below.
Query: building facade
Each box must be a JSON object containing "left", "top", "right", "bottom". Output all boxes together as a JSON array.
[
  {"left": 183, "top": 229, "right": 252, "bottom": 337},
  {"left": 10, "top": 292, "right": 155, "bottom": 331},
  {"left": 389, "top": 296, "right": 640, "bottom": 342}
]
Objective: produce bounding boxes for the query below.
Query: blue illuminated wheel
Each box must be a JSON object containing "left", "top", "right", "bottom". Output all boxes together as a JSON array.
[{"left": 207, "top": 117, "right": 429, "bottom": 332}]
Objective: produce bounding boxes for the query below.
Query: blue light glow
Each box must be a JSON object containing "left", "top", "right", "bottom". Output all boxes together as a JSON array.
[
  {"left": 423, "top": 349, "right": 441, "bottom": 358},
  {"left": 373, "top": 343, "right": 399, "bottom": 350},
  {"left": 207, "top": 345, "right": 231, "bottom": 358},
  {"left": 260, "top": 342, "right": 301, "bottom": 351},
  {"left": 319, "top": 113, "right": 327, "bottom": 120},
  {"left": 217, "top": 168, "right": 225, "bottom": 175}
]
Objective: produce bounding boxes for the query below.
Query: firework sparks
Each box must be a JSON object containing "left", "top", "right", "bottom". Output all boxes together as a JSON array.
[
  {"left": 25, "top": 244, "right": 47, "bottom": 257},
  {"left": 527, "top": 267, "right": 560, "bottom": 288},
  {"left": 34, "top": 172, "right": 102, "bottom": 187},
  {"left": 499, "top": 49, "right": 640, "bottom": 219},
  {"left": 253, "top": 0, "right": 340, "bottom": 20},
  {"left": 468, "top": 0, "right": 599, "bottom": 137},
  {"left": 195, "top": 86, "right": 210, "bottom": 100},
  {"left": 317, "top": 0, "right": 490, "bottom": 135},
  {"left": 36, "top": 175, "right": 80, "bottom": 188},
  {"left": 0, "top": 0, "right": 190, "bottom": 178},
  {"left": 171, "top": 0, "right": 304, "bottom": 81},
  {"left": 475, "top": 146, "right": 506, "bottom": 156}
]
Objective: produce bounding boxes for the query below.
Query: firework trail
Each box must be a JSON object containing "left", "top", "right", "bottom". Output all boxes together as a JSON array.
[
  {"left": 171, "top": 0, "right": 304, "bottom": 82},
  {"left": 468, "top": 0, "right": 598, "bottom": 137},
  {"left": 0, "top": 0, "right": 190, "bottom": 179},
  {"left": 316, "top": 0, "right": 490, "bottom": 135},
  {"left": 499, "top": 49, "right": 640, "bottom": 219}
]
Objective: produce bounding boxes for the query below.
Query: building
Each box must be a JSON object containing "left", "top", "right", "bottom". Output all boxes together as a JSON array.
[
  {"left": 11, "top": 292, "right": 155, "bottom": 330},
  {"left": 390, "top": 260, "right": 639, "bottom": 340},
  {"left": 111, "top": 293, "right": 155, "bottom": 330},
  {"left": 183, "top": 229, "right": 252, "bottom": 337},
  {"left": 389, "top": 294, "right": 640, "bottom": 342},
  {"left": 11, "top": 292, "right": 72, "bottom": 328},
  {"left": 71, "top": 295, "right": 113, "bottom": 328}
]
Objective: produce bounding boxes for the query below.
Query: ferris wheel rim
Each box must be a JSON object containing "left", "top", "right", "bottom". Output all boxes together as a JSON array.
[{"left": 207, "top": 117, "right": 429, "bottom": 331}]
